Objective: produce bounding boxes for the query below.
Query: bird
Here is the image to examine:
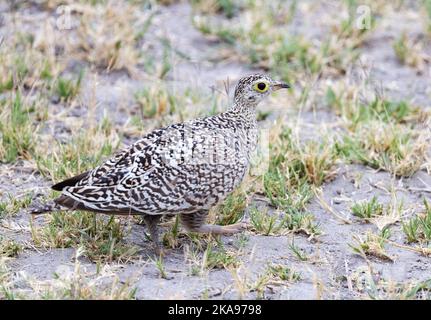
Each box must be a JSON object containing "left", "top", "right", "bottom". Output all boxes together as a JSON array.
[{"left": 30, "top": 74, "right": 290, "bottom": 254}]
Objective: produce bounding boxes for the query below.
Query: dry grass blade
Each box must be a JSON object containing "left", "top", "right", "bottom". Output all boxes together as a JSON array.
[{"left": 313, "top": 187, "right": 351, "bottom": 224}]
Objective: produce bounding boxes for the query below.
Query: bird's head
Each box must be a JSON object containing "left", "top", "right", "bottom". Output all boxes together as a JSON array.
[{"left": 233, "top": 74, "right": 290, "bottom": 107}]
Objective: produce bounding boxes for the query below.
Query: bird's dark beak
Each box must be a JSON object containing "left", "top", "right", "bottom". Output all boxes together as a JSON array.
[{"left": 272, "top": 81, "right": 291, "bottom": 91}]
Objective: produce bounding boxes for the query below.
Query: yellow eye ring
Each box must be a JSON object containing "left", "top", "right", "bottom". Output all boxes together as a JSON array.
[{"left": 253, "top": 82, "right": 269, "bottom": 93}]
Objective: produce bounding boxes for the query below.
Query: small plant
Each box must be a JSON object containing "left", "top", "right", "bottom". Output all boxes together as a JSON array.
[
  {"left": 350, "top": 264, "right": 431, "bottom": 300},
  {"left": 135, "top": 86, "right": 178, "bottom": 119},
  {"left": 216, "top": 189, "right": 247, "bottom": 226},
  {"left": 263, "top": 170, "right": 313, "bottom": 211},
  {"left": 393, "top": 32, "right": 427, "bottom": 70},
  {"left": 402, "top": 199, "right": 431, "bottom": 245},
  {"left": 150, "top": 255, "right": 170, "bottom": 280},
  {"left": 262, "top": 127, "right": 337, "bottom": 214},
  {"left": 0, "top": 35, "right": 59, "bottom": 95},
  {"left": 162, "top": 215, "right": 181, "bottom": 249},
  {"left": 351, "top": 197, "right": 384, "bottom": 220},
  {"left": 35, "top": 124, "right": 120, "bottom": 182},
  {"left": 268, "top": 128, "right": 337, "bottom": 186},
  {"left": 0, "top": 238, "right": 22, "bottom": 257},
  {"left": 0, "top": 257, "right": 14, "bottom": 299},
  {"left": 249, "top": 206, "right": 320, "bottom": 238},
  {"left": 326, "top": 87, "right": 426, "bottom": 126},
  {"left": 393, "top": 33, "right": 409, "bottom": 65},
  {"left": 234, "top": 233, "right": 249, "bottom": 249},
  {"left": 351, "top": 194, "right": 404, "bottom": 230},
  {"left": 32, "top": 212, "right": 139, "bottom": 263},
  {"left": 4, "top": 248, "right": 138, "bottom": 300},
  {"left": 70, "top": 1, "right": 154, "bottom": 75},
  {"left": 0, "top": 93, "right": 36, "bottom": 163},
  {"left": 425, "top": 0, "right": 431, "bottom": 33},
  {"left": 249, "top": 207, "right": 284, "bottom": 236},
  {"left": 350, "top": 229, "right": 393, "bottom": 261},
  {"left": 203, "top": 242, "right": 239, "bottom": 270},
  {"left": 365, "top": 277, "right": 431, "bottom": 300},
  {"left": 336, "top": 121, "right": 428, "bottom": 177},
  {"left": 0, "top": 75, "right": 13, "bottom": 93},
  {"left": 364, "top": 99, "right": 423, "bottom": 124},
  {"left": 158, "top": 39, "right": 173, "bottom": 79},
  {"left": 191, "top": 0, "right": 239, "bottom": 19},
  {"left": 266, "top": 263, "right": 301, "bottom": 282},
  {"left": 55, "top": 70, "right": 83, "bottom": 102},
  {"left": 251, "top": 273, "right": 271, "bottom": 299},
  {"left": 184, "top": 244, "right": 205, "bottom": 276},
  {"left": 288, "top": 240, "right": 308, "bottom": 261},
  {"left": 283, "top": 209, "right": 321, "bottom": 238},
  {"left": 272, "top": 36, "right": 322, "bottom": 77},
  {"left": 0, "top": 193, "right": 33, "bottom": 218}
]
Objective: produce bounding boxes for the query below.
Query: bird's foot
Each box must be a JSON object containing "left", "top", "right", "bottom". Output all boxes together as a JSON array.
[
  {"left": 221, "top": 222, "right": 249, "bottom": 233},
  {"left": 193, "top": 222, "right": 248, "bottom": 235}
]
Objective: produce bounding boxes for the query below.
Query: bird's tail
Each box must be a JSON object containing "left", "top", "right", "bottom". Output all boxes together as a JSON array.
[{"left": 28, "top": 200, "right": 63, "bottom": 215}]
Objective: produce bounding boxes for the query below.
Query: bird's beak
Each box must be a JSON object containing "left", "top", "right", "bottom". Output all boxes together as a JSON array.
[{"left": 272, "top": 81, "right": 291, "bottom": 91}]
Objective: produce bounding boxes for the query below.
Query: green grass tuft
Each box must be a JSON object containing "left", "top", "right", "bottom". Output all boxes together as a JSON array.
[
  {"left": 402, "top": 199, "right": 431, "bottom": 245},
  {"left": 0, "top": 93, "right": 36, "bottom": 163},
  {"left": 55, "top": 70, "right": 84, "bottom": 102},
  {"left": 351, "top": 196, "right": 384, "bottom": 220},
  {"left": 32, "top": 212, "right": 139, "bottom": 263}
]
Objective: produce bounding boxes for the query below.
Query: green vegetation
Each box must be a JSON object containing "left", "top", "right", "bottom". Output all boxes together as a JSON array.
[
  {"left": 350, "top": 228, "right": 393, "bottom": 261},
  {"left": 203, "top": 241, "right": 239, "bottom": 269},
  {"left": 35, "top": 124, "right": 120, "bottom": 182},
  {"left": 336, "top": 121, "right": 428, "bottom": 177},
  {"left": 0, "top": 93, "right": 36, "bottom": 163},
  {"left": 32, "top": 212, "right": 139, "bottom": 263},
  {"left": 250, "top": 207, "right": 320, "bottom": 238},
  {"left": 0, "top": 238, "right": 22, "bottom": 257},
  {"left": 216, "top": 189, "right": 248, "bottom": 226},
  {"left": 0, "top": 193, "right": 33, "bottom": 218},
  {"left": 351, "top": 197, "right": 384, "bottom": 220},
  {"left": 192, "top": 0, "right": 374, "bottom": 82},
  {"left": 55, "top": 71, "right": 84, "bottom": 102},
  {"left": 403, "top": 200, "right": 431, "bottom": 245},
  {"left": 135, "top": 86, "right": 178, "bottom": 119},
  {"left": 266, "top": 263, "right": 301, "bottom": 282}
]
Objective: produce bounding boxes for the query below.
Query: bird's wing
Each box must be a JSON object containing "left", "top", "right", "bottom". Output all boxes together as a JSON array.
[
  {"left": 57, "top": 119, "right": 248, "bottom": 215},
  {"left": 52, "top": 127, "right": 167, "bottom": 192},
  {"left": 56, "top": 123, "right": 188, "bottom": 213}
]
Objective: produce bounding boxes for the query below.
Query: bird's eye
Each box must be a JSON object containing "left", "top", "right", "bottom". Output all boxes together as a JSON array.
[{"left": 254, "top": 82, "right": 269, "bottom": 93}]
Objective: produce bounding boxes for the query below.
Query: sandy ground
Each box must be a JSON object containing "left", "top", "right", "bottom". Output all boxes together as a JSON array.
[{"left": 1, "top": 1, "right": 430, "bottom": 299}]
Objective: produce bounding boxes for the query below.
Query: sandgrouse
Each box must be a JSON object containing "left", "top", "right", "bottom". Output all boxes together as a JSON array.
[{"left": 31, "top": 74, "right": 290, "bottom": 253}]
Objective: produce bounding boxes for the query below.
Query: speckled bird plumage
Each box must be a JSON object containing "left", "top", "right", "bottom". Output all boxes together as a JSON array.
[{"left": 30, "top": 74, "right": 289, "bottom": 252}]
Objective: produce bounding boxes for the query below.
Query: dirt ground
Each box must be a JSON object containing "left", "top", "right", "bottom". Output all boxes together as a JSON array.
[{"left": 0, "top": 1, "right": 430, "bottom": 300}]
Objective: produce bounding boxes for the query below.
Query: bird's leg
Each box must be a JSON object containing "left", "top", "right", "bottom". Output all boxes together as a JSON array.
[
  {"left": 180, "top": 210, "right": 247, "bottom": 235},
  {"left": 143, "top": 215, "right": 163, "bottom": 255}
]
